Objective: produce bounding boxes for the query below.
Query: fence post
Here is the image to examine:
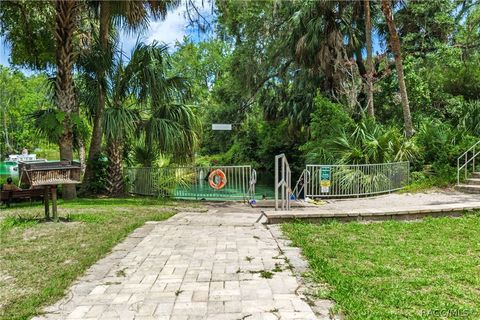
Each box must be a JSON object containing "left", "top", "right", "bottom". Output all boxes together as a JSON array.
[
  {"left": 275, "top": 156, "right": 279, "bottom": 211},
  {"left": 407, "top": 161, "right": 410, "bottom": 185}
]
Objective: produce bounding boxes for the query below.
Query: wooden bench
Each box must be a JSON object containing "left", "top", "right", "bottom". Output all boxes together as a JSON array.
[{"left": 0, "top": 188, "right": 49, "bottom": 207}]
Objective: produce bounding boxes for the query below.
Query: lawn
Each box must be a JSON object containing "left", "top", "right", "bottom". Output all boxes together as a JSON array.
[
  {"left": 0, "top": 198, "right": 185, "bottom": 320},
  {"left": 283, "top": 216, "right": 480, "bottom": 320}
]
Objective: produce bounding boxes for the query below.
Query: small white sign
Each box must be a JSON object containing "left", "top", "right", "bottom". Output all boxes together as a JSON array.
[{"left": 212, "top": 124, "right": 232, "bottom": 131}]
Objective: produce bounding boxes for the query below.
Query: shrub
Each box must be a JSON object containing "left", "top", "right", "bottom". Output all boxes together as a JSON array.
[
  {"left": 85, "top": 154, "right": 108, "bottom": 194},
  {"left": 414, "top": 116, "right": 477, "bottom": 169},
  {"left": 301, "top": 94, "right": 353, "bottom": 164}
]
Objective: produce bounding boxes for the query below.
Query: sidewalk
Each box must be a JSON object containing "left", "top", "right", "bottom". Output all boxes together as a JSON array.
[{"left": 34, "top": 206, "right": 330, "bottom": 320}]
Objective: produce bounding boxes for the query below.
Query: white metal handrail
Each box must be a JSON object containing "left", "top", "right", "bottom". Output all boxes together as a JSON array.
[
  {"left": 457, "top": 140, "right": 480, "bottom": 185},
  {"left": 292, "top": 168, "right": 309, "bottom": 200},
  {"left": 247, "top": 169, "right": 257, "bottom": 201},
  {"left": 275, "top": 154, "right": 292, "bottom": 211}
]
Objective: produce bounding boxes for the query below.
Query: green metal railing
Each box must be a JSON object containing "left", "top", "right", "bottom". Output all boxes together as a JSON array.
[{"left": 126, "top": 165, "right": 255, "bottom": 201}]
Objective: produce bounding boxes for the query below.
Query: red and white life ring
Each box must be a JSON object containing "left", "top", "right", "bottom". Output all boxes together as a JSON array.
[{"left": 208, "top": 169, "right": 227, "bottom": 190}]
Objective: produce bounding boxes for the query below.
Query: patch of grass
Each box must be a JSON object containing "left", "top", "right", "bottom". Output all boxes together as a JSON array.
[
  {"left": 67, "top": 213, "right": 108, "bottom": 223},
  {"left": 0, "top": 198, "right": 177, "bottom": 320},
  {"left": 283, "top": 215, "right": 480, "bottom": 319},
  {"left": 0, "top": 216, "right": 39, "bottom": 231},
  {"left": 60, "top": 197, "right": 174, "bottom": 208}
]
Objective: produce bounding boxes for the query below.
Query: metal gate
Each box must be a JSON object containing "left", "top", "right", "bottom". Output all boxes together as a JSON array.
[
  {"left": 126, "top": 165, "right": 256, "bottom": 201},
  {"left": 304, "top": 162, "right": 409, "bottom": 198}
]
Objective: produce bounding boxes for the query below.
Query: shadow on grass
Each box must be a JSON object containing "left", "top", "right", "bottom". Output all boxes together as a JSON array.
[
  {"left": 0, "top": 213, "right": 110, "bottom": 232},
  {"left": 0, "top": 195, "right": 175, "bottom": 212}
]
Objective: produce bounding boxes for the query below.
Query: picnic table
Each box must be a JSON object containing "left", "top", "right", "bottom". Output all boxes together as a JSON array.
[{"left": 0, "top": 188, "right": 50, "bottom": 207}]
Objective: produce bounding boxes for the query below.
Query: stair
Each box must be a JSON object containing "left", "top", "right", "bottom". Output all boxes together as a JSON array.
[
  {"left": 465, "top": 178, "right": 480, "bottom": 185},
  {"left": 471, "top": 172, "right": 480, "bottom": 179},
  {"left": 456, "top": 172, "right": 480, "bottom": 193}
]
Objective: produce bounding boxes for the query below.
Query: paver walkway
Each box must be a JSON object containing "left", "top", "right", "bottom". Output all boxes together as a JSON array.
[{"left": 35, "top": 204, "right": 329, "bottom": 320}]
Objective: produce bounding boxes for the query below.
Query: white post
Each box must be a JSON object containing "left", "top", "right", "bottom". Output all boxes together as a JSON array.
[{"left": 275, "top": 155, "right": 279, "bottom": 211}]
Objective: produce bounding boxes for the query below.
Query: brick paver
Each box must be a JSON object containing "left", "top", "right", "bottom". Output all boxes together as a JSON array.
[{"left": 34, "top": 205, "right": 329, "bottom": 320}]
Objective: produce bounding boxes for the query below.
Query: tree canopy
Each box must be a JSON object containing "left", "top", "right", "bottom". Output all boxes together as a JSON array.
[{"left": 1, "top": 0, "right": 480, "bottom": 192}]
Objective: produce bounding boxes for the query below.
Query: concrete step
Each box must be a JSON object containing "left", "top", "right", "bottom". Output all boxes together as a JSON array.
[
  {"left": 250, "top": 199, "right": 314, "bottom": 208},
  {"left": 466, "top": 178, "right": 480, "bottom": 185},
  {"left": 264, "top": 202, "right": 480, "bottom": 224},
  {"left": 456, "top": 184, "right": 480, "bottom": 194},
  {"left": 470, "top": 172, "right": 480, "bottom": 179}
]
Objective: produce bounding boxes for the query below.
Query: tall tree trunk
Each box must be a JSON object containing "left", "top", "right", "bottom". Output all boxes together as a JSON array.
[
  {"left": 364, "top": 0, "right": 375, "bottom": 118},
  {"left": 381, "top": 0, "right": 414, "bottom": 137},
  {"left": 78, "top": 137, "right": 86, "bottom": 175},
  {"left": 83, "top": 1, "right": 110, "bottom": 189},
  {"left": 106, "top": 139, "right": 124, "bottom": 196},
  {"left": 54, "top": 0, "right": 77, "bottom": 199}
]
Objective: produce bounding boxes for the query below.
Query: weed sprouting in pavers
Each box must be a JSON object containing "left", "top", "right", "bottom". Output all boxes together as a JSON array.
[
  {"left": 174, "top": 289, "right": 184, "bottom": 296},
  {"left": 115, "top": 268, "right": 127, "bottom": 277},
  {"left": 272, "top": 263, "right": 283, "bottom": 272},
  {"left": 260, "top": 270, "right": 274, "bottom": 279}
]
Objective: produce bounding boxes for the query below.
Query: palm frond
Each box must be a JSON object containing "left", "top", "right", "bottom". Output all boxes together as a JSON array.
[{"left": 102, "top": 106, "right": 139, "bottom": 141}]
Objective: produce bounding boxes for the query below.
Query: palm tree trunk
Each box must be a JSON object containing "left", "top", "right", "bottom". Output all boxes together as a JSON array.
[
  {"left": 381, "top": 0, "right": 414, "bottom": 137},
  {"left": 78, "top": 137, "right": 86, "bottom": 175},
  {"left": 364, "top": 0, "right": 375, "bottom": 118},
  {"left": 106, "top": 139, "right": 124, "bottom": 196},
  {"left": 83, "top": 1, "right": 110, "bottom": 188},
  {"left": 54, "top": 0, "right": 78, "bottom": 199}
]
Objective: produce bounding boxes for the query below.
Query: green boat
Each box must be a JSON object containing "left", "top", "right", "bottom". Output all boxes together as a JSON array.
[{"left": 0, "top": 161, "right": 19, "bottom": 178}]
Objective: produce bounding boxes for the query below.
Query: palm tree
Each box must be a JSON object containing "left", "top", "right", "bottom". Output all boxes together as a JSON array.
[
  {"left": 289, "top": 1, "right": 366, "bottom": 95},
  {"left": 83, "top": 0, "right": 180, "bottom": 191},
  {"left": 381, "top": 0, "right": 414, "bottom": 137},
  {"left": 54, "top": 0, "right": 79, "bottom": 199},
  {"left": 291, "top": 1, "right": 348, "bottom": 93},
  {"left": 1, "top": 0, "right": 82, "bottom": 199},
  {"left": 364, "top": 0, "right": 375, "bottom": 118},
  {"left": 103, "top": 42, "right": 198, "bottom": 196}
]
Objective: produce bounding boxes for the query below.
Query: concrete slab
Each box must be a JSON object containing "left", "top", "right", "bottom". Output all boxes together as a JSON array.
[{"left": 264, "top": 191, "right": 480, "bottom": 223}]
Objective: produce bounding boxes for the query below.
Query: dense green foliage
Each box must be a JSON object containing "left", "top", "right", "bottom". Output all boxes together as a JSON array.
[
  {"left": 176, "top": 0, "right": 480, "bottom": 187},
  {"left": 1, "top": 0, "right": 480, "bottom": 190},
  {"left": 0, "top": 66, "right": 57, "bottom": 157}
]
